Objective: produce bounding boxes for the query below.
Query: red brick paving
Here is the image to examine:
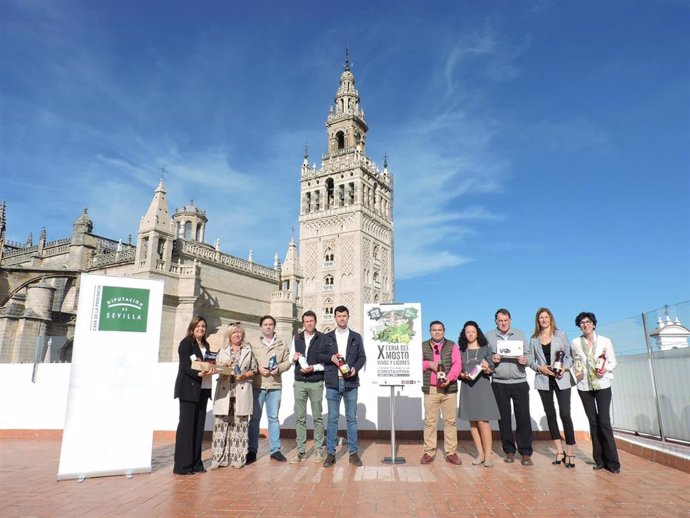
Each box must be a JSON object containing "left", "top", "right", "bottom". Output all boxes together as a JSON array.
[{"left": 1, "top": 438, "right": 688, "bottom": 517}]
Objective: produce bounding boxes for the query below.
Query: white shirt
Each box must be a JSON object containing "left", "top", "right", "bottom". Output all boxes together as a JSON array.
[
  {"left": 199, "top": 345, "right": 213, "bottom": 389},
  {"left": 290, "top": 331, "right": 324, "bottom": 371},
  {"left": 335, "top": 327, "right": 350, "bottom": 357}
]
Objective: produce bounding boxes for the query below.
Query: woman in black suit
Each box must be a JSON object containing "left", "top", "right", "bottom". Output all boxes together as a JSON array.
[{"left": 173, "top": 315, "right": 215, "bottom": 475}]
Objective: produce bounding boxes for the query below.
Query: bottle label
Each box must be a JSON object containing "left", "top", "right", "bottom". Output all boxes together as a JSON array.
[{"left": 267, "top": 355, "right": 277, "bottom": 371}]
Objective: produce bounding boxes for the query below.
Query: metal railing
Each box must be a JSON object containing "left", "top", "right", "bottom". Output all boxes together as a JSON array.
[{"left": 597, "top": 300, "right": 690, "bottom": 443}]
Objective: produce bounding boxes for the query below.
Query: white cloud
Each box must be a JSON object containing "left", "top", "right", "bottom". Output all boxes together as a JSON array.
[{"left": 383, "top": 32, "right": 519, "bottom": 280}]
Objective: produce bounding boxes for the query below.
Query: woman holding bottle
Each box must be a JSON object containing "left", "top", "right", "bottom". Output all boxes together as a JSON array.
[
  {"left": 458, "top": 321, "right": 500, "bottom": 467},
  {"left": 571, "top": 311, "right": 621, "bottom": 474},
  {"left": 210, "top": 322, "right": 257, "bottom": 469},
  {"left": 529, "top": 308, "right": 576, "bottom": 468}
]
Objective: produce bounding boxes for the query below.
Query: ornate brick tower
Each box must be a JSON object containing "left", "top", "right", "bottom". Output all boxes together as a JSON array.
[{"left": 299, "top": 50, "right": 394, "bottom": 332}]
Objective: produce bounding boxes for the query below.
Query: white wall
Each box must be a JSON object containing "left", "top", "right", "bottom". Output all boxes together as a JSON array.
[{"left": 0, "top": 363, "right": 591, "bottom": 433}]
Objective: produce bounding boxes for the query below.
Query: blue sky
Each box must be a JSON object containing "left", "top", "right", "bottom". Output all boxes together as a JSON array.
[{"left": 1, "top": 0, "right": 688, "bottom": 342}]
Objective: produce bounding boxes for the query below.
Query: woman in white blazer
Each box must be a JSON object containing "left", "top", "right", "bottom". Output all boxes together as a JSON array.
[
  {"left": 529, "top": 308, "right": 576, "bottom": 468},
  {"left": 571, "top": 311, "right": 621, "bottom": 474},
  {"left": 210, "top": 323, "right": 257, "bottom": 469}
]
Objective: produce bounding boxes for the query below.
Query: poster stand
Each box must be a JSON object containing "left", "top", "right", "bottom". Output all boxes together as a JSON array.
[{"left": 381, "top": 385, "right": 406, "bottom": 464}]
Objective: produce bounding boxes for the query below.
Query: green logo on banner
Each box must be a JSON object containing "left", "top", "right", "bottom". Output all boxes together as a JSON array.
[{"left": 98, "top": 286, "right": 150, "bottom": 332}]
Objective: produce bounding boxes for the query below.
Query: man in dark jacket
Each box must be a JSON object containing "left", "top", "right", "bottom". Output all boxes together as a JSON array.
[
  {"left": 289, "top": 310, "right": 333, "bottom": 463},
  {"left": 323, "top": 305, "right": 366, "bottom": 467}
]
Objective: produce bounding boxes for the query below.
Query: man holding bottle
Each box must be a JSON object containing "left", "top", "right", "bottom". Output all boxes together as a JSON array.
[
  {"left": 421, "top": 320, "right": 463, "bottom": 465},
  {"left": 323, "top": 305, "right": 366, "bottom": 467},
  {"left": 289, "top": 310, "right": 332, "bottom": 463},
  {"left": 247, "top": 315, "right": 291, "bottom": 463}
]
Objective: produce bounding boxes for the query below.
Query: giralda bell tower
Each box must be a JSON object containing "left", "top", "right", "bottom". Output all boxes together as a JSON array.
[{"left": 298, "top": 50, "right": 394, "bottom": 332}]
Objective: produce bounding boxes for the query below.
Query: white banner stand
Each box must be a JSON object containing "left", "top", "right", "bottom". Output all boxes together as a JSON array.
[
  {"left": 363, "top": 303, "right": 423, "bottom": 465},
  {"left": 57, "top": 273, "right": 164, "bottom": 481}
]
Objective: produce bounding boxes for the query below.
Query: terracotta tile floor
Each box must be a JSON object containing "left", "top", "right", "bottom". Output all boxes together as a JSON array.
[{"left": 1, "top": 438, "right": 688, "bottom": 517}]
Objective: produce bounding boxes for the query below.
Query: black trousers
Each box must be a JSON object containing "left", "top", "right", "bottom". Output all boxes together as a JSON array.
[
  {"left": 492, "top": 381, "right": 533, "bottom": 456},
  {"left": 578, "top": 387, "right": 620, "bottom": 470},
  {"left": 174, "top": 389, "right": 211, "bottom": 474},
  {"left": 538, "top": 379, "right": 576, "bottom": 445}
]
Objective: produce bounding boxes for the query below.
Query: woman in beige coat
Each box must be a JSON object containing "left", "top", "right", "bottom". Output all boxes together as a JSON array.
[{"left": 210, "top": 323, "right": 257, "bottom": 469}]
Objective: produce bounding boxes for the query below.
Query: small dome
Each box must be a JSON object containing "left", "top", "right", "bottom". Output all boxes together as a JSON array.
[{"left": 174, "top": 200, "right": 207, "bottom": 220}]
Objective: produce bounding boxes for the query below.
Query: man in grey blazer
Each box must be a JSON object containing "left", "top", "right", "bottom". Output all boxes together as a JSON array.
[{"left": 486, "top": 308, "right": 534, "bottom": 465}]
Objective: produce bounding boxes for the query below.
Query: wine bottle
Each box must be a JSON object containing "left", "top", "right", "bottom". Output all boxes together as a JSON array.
[
  {"left": 595, "top": 346, "right": 607, "bottom": 375},
  {"left": 552, "top": 347, "right": 565, "bottom": 377},
  {"left": 267, "top": 355, "right": 277, "bottom": 371},
  {"left": 336, "top": 355, "right": 350, "bottom": 375},
  {"left": 437, "top": 362, "right": 447, "bottom": 383}
]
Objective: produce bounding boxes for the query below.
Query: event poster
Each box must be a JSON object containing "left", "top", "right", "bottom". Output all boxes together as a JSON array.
[
  {"left": 363, "top": 303, "right": 423, "bottom": 387},
  {"left": 57, "top": 274, "right": 163, "bottom": 480}
]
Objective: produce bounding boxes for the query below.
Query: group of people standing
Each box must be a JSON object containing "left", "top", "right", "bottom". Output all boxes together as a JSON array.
[
  {"left": 422, "top": 308, "right": 621, "bottom": 474},
  {"left": 173, "top": 305, "right": 621, "bottom": 476},
  {"left": 173, "top": 305, "right": 366, "bottom": 474}
]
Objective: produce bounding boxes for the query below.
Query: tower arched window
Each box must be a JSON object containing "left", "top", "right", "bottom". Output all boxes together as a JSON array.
[
  {"left": 323, "top": 248, "right": 335, "bottom": 267},
  {"left": 326, "top": 178, "right": 334, "bottom": 208},
  {"left": 336, "top": 131, "right": 345, "bottom": 150},
  {"left": 323, "top": 274, "right": 334, "bottom": 291},
  {"left": 184, "top": 221, "right": 192, "bottom": 240},
  {"left": 324, "top": 298, "right": 334, "bottom": 321}
]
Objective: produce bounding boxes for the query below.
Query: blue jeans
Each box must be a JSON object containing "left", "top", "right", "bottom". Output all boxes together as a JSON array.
[
  {"left": 326, "top": 379, "right": 358, "bottom": 455},
  {"left": 248, "top": 388, "right": 282, "bottom": 454}
]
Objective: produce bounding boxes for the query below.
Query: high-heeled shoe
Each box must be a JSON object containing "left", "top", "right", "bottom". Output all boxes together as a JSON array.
[
  {"left": 564, "top": 455, "right": 575, "bottom": 468},
  {"left": 552, "top": 452, "right": 564, "bottom": 465}
]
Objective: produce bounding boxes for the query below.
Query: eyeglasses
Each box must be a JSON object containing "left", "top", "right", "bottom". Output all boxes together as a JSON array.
[{"left": 579, "top": 320, "right": 593, "bottom": 326}]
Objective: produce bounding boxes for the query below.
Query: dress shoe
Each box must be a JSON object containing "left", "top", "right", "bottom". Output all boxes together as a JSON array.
[
  {"left": 504, "top": 453, "right": 515, "bottom": 463},
  {"left": 607, "top": 467, "right": 621, "bottom": 474},
  {"left": 270, "top": 451, "right": 287, "bottom": 462},
  {"left": 483, "top": 459, "right": 494, "bottom": 468},
  {"left": 173, "top": 469, "right": 194, "bottom": 475},
  {"left": 592, "top": 463, "right": 606, "bottom": 471},
  {"left": 472, "top": 456, "right": 484, "bottom": 465},
  {"left": 246, "top": 452, "right": 257, "bottom": 465},
  {"left": 349, "top": 453, "right": 363, "bottom": 466},
  {"left": 193, "top": 467, "right": 206, "bottom": 473},
  {"left": 446, "top": 453, "right": 462, "bottom": 465},
  {"left": 289, "top": 452, "right": 306, "bottom": 464},
  {"left": 521, "top": 455, "right": 533, "bottom": 466},
  {"left": 314, "top": 448, "right": 326, "bottom": 463},
  {"left": 323, "top": 453, "right": 336, "bottom": 467},
  {"left": 420, "top": 453, "right": 434, "bottom": 464}
]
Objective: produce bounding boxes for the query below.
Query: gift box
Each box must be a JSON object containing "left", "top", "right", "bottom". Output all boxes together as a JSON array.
[{"left": 191, "top": 360, "right": 235, "bottom": 376}]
